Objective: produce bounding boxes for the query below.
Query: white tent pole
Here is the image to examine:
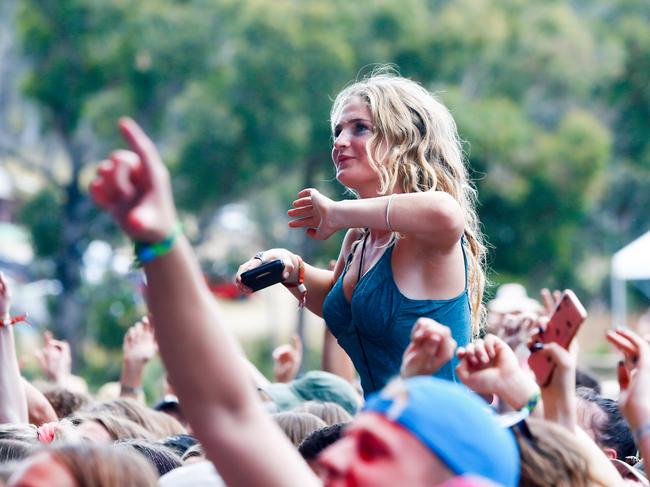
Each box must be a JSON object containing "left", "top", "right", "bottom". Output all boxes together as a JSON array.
[{"left": 611, "top": 272, "right": 626, "bottom": 328}]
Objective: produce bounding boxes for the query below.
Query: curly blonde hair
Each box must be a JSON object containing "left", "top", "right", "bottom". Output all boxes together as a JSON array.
[{"left": 331, "top": 68, "right": 487, "bottom": 335}]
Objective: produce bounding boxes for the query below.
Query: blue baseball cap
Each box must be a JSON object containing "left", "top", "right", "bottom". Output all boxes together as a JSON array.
[{"left": 364, "top": 377, "right": 520, "bottom": 487}]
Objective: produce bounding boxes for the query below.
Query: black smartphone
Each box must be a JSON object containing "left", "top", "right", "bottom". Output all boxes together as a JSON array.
[{"left": 240, "top": 259, "right": 285, "bottom": 292}]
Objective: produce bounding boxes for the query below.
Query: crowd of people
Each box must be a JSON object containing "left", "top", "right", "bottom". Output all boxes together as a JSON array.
[{"left": 0, "top": 69, "right": 648, "bottom": 486}]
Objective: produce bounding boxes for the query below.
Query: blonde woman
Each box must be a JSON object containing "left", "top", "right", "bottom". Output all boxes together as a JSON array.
[{"left": 237, "top": 70, "right": 486, "bottom": 395}]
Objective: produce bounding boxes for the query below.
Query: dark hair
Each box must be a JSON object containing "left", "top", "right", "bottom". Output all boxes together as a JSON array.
[
  {"left": 160, "top": 434, "right": 198, "bottom": 457},
  {"left": 575, "top": 368, "right": 601, "bottom": 394},
  {"left": 577, "top": 387, "right": 635, "bottom": 459},
  {"left": 114, "top": 439, "right": 183, "bottom": 477},
  {"left": 298, "top": 423, "right": 346, "bottom": 461},
  {"left": 42, "top": 385, "right": 92, "bottom": 419},
  {"left": 0, "top": 439, "right": 33, "bottom": 463}
]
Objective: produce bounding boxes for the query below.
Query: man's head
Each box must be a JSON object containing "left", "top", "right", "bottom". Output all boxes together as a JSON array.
[
  {"left": 576, "top": 387, "right": 635, "bottom": 460},
  {"left": 317, "top": 377, "right": 520, "bottom": 487}
]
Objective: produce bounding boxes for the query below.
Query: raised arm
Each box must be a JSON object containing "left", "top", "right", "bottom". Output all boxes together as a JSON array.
[
  {"left": 288, "top": 188, "right": 464, "bottom": 249},
  {"left": 0, "top": 273, "right": 28, "bottom": 423},
  {"left": 607, "top": 328, "right": 650, "bottom": 465},
  {"left": 90, "top": 118, "right": 318, "bottom": 487}
]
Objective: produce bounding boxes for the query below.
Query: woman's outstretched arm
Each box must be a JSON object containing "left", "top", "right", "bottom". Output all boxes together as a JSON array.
[
  {"left": 0, "top": 273, "right": 28, "bottom": 424},
  {"left": 289, "top": 188, "right": 464, "bottom": 250},
  {"left": 90, "top": 118, "right": 318, "bottom": 487}
]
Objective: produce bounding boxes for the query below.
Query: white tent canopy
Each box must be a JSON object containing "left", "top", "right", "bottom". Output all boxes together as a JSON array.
[{"left": 612, "top": 230, "right": 650, "bottom": 327}]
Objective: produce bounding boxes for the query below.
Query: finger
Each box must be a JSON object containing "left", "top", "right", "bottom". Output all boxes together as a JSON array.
[
  {"left": 292, "top": 334, "right": 303, "bottom": 353},
  {"left": 473, "top": 339, "right": 489, "bottom": 364},
  {"left": 109, "top": 150, "right": 138, "bottom": 200},
  {"left": 272, "top": 345, "right": 292, "bottom": 360},
  {"left": 287, "top": 207, "right": 314, "bottom": 219},
  {"left": 456, "top": 346, "right": 466, "bottom": 356},
  {"left": 484, "top": 335, "right": 497, "bottom": 359},
  {"left": 297, "top": 188, "right": 315, "bottom": 198},
  {"left": 89, "top": 177, "right": 114, "bottom": 209},
  {"left": 464, "top": 343, "right": 479, "bottom": 367},
  {"left": 118, "top": 117, "right": 162, "bottom": 181},
  {"left": 288, "top": 216, "right": 320, "bottom": 228},
  {"left": 539, "top": 342, "right": 572, "bottom": 369},
  {"left": 617, "top": 360, "right": 630, "bottom": 390},
  {"left": 540, "top": 288, "right": 554, "bottom": 313},
  {"left": 291, "top": 197, "right": 313, "bottom": 209},
  {"left": 606, "top": 331, "right": 637, "bottom": 359}
]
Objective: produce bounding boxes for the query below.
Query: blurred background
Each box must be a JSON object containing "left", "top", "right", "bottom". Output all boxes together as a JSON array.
[{"left": 0, "top": 0, "right": 648, "bottom": 396}]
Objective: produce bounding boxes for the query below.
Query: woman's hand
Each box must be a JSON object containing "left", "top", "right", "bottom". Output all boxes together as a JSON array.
[
  {"left": 288, "top": 188, "right": 340, "bottom": 240},
  {"left": 535, "top": 341, "right": 578, "bottom": 430},
  {"left": 606, "top": 328, "right": 650, "bottom": 430},
  {"left": 400, "top": 318, "right": 457, "bottom": 378},
  {"left": 89, "top": 117, "right": 178, "bottom": 242},
  {"left": 272, "top": 335, "right": 303, "bottom": 383},
  {"left": 34, "top": 332, "right": 72, "bottom": 384},
  {"left": 235, "top": 248, "right": 300, "bottom": 293},
  {"left": 456, "top": 334, "right": 538, "bottom": 409}
]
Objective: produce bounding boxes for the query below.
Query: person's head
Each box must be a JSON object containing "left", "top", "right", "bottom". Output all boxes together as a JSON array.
[
  {"left": 575, "top": 369, "right": 601, "bottom": 394},
  {"left": 8, "top": 443, "right": 157, "bottom": 487},
  {"left": 0, "top": 439, "right": 33, "bottom": 463},
  {"left": 330, "top": 68, "right": 486, "bottom": 333},
  {"left": 40, "top": 385, "right": 91, "bottom": 419},
  {"left": 486, "top": 283, "right": 543, "bottom": 332},
  {"left": 272, "top": 412, "right": 327, "bottom": 447},
  {"left": 298, "top": 423, "right": 346, "bottom": 472},
  {"left": 180, "top": 443, "right": 204, "bottom": 464},
  {"left": 514, "top": 417, "right": 607, "bottom": 487},
  {"left": 159, "top": 434, "right": 198, "bottom": 458},
  {"left": 114, "top": 439, "right": 182, "bottom": 477},
  {"left": 294, "top": 401, "right": 353, "bottom": 426},
  {"left": 66, "top": 412, "right": 154, "bottom": 442},
  {"left": 153, "top": 395, "right": 188, "bottom": 429},
  {"left": 263, "top": 371, "right": 360, "bottom": 416},
  {"left": 576, "top": 387, "right": 635, "bottom": 460},
  {"left": 83, "top": 398, "right": 187, "bottom": 439},
  {"left": 318, "top": 377, "right": 520, "bottom": 487}
]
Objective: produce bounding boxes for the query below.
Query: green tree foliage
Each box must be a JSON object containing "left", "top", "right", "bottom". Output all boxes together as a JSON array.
[{"left": 10, "top": 0, "right": 650, "bottom": 383}]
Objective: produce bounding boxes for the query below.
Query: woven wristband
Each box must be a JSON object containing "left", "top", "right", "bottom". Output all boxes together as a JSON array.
[
  {"left": 522, "top": 388, "right": 541, "bottom": 414},
  {"left": 133, "top": 222, "right": 183, "bottom": 267}
]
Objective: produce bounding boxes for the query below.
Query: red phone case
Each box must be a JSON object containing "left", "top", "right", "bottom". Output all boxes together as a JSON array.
[{"left": 528, "top": 290, "right": 587, "bottom": 387}]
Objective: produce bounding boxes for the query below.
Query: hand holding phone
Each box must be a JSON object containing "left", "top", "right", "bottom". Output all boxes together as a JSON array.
[
  {"left": 528, "top": 289, "right": 587, "bottom": 387},
  {"left": 240, "top": 259, "right": 285, "bottom": 292}
]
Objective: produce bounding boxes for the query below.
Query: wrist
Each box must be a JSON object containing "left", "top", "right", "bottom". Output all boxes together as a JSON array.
[
  {"left": 497, "top": 371, "right": 539, "bottom": 410},
  {"left": 121, "top": 363, "right": 144, "bottom": 388},
  {"left": 624, "top": 405, "right": 650, "bottom": 431}
]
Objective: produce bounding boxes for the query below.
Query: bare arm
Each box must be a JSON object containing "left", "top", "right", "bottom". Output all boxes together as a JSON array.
[
  {"left": 0, "top": 273, "right": 27, "bottom": 423},
  {"left": 289, "top": 188, "right": 464, "bottom": 249},
  {"left": 322, "top": 327, "right": 356, "bottom": 383},
  {"left": 22, "top": 378, "right": 57, "bottom": 425},
  {"left": 90, "top": 118, "right": 318, "bottom": 487}
]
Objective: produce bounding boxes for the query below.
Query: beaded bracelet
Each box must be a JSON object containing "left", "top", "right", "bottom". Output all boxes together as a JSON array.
[
  {"left": 1, "top": 314, "right": 27, "bottom": 327},
  {"left": 133, "top": 222, "right": 183, "bottom": 267},
  {"left": 282, "top": 256, "right": 307, "bottom": 308}
]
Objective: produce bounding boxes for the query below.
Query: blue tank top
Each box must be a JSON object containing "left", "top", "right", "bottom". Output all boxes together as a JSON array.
[{"left": 322, "top": 236, "right": 471, "bottom": 396}]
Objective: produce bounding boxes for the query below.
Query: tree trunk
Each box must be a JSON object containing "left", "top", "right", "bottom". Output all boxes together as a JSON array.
[{"left": 51, "top": 135, "right": 87, "bottom": 369}]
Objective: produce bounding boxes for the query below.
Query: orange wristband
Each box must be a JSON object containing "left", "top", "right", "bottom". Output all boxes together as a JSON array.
[{"left": 283, "top": 256, "right": 307, "bottom": 308}]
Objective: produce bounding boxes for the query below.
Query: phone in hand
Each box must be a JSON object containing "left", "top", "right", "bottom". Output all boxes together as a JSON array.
[
  {"left": 528, "top": 289, "right": 587, "bottom": 387},
  {"left": 240, "top": 259, "right": 285, "bottom": 292}
]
